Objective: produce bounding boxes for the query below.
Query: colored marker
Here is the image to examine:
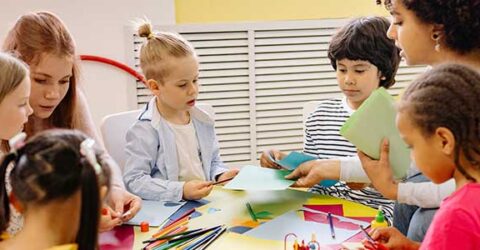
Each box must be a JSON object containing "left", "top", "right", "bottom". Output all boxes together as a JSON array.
[{"left": 328, "top": 212, "right": 335, "bottom": 239}]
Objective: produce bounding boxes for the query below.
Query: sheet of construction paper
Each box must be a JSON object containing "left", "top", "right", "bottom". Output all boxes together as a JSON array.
[
  {"left": 274, "top": 152, "right": 338, "bottom": 187},
  {"left": 125, "top": 200, "right": 185, "bottom": 226},
  {"left": 223, "top": 165, "right": 294, "bottom": 190},
  {"left": 275, "top": 151, "right": 316, "bottom": 170},
  {"left": 245, "top": 210, "right": 369, "bottom": 244},
  {"left": 340, "top": 87, "right": 410, "bottom": 179}
]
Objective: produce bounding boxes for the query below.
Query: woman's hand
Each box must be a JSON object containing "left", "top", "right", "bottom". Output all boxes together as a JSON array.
[
  {"left": 358, "top": 138, "right": 398, "bottom": 200},
  {"left": 285, "top": 159, "right": 341, "bottom": 187}
]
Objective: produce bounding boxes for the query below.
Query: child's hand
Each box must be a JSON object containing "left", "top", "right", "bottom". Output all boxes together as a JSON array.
[
  {"left": 259, "top": 150, "right": 286, "bottom": 169},
  {"left": 183, "top": 180, "right": 213, "bottom": 200},
  {"left": 216, "top": 169, "right": 239, "bottom": 184},
  {"left": 285, "top": 159, "right": 340, "bottom": 187},
  {"left": 108, "top": 186, "right": 142, "bottom": 222},
  {"left": 358, "top": 138, "right": 398, "bottom": 200},
  {"left": 99, "top": 205, "right": 123, "bottom": 232},
  {"left": 368, "top": 227, "right": 420, "bottom": 250}
]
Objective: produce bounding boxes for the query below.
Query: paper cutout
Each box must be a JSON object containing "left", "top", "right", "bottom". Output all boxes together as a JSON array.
[
  {"left": 245, "top": 210, "right": 369, "bottom": 244},
  {"left": 340, "top": 87, "right": 410, "bottom": 179},
  {"left": 207, "top": 207, "right": 221, "bottom": 214},
  {"left": 306, "top": 195, "right": 377, "bottom": 217},
  {"left": 223, "top": 165, "right": 294, "bottom": 190},
  {"left": 275, "top": 152, "right": 338, "bottom": 187},
  {"left": 254, "top": 211, "right": 272, "bottom": 219},
  {"left": 125, "top": 200, "right": 185, "bottom": 227}
]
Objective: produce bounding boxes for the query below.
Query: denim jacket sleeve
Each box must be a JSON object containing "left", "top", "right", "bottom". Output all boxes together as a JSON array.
[
  {"left": 209, "top": 135, "right": 229, "bottom": 180},
  {"left": 123, "top": 121, "right": 184, "bottom": 201}
]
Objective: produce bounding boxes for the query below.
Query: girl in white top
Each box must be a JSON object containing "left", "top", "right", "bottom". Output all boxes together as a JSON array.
[{"left": 0, "top": 53, "right": 33, "bottom": 149}]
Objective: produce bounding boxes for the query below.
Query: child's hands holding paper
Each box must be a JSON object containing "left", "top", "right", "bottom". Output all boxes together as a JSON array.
[
  {"left": 183, "top": 180, "right": 214, "bottom": 200},
  {"left": 358, "top": 138, "right": 398, "bottom": 200},
  {"left": 259, "top": 149, "right": 286, "bottom": 169},
  {"left": 215, "top": 169, "right": 239, "bottom": 184}
]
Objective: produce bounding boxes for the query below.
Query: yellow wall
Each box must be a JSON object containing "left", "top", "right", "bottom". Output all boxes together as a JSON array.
[{"left": 175, "top": 0, "right": 388, "bottom": 24}]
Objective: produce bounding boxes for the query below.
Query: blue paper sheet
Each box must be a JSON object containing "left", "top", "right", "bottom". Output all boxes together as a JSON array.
[
  {"left": 223, "top": 165, "right": 295, "bottom": 191},
  {"left": 125, "top": 200, "right": 185, "bottom": 226},
  {"left": 273, "top": 151, "right": 338, "bottom": 187}
]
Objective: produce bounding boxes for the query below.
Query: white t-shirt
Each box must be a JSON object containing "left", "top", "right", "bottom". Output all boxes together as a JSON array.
[{"left": 167, "top": 120, "right": 206, "bottom": 182}]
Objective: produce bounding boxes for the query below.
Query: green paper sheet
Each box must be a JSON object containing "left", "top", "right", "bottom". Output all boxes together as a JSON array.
[
  {"left": 223, "top": 165, "right": 295, "bottom": 190},
  {"left": 340, "top": 87, "right": 410, "bottom": 179}
]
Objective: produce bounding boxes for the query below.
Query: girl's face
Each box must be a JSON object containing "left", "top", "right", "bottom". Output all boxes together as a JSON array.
[
  {"left": 29, "top": 53, "right": 73, "bottom": 119},
  {"left": 386, "top": 0, "right": 437, "bottom": 65},
  {"left": 155, "top": 55, "right": 199, "bottom": 113},
  {"left": 336, "top": 59, "right": 382, "bottom": 109},
  {"left": 0, "top": 76, "right": 33, "bottom": 140},
  {"left": 396, "top": 110, "right": 455, "bottom": 184}
]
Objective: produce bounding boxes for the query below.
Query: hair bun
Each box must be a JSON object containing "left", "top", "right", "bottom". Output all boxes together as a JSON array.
[{"left": 138, "top": 22, "right": 154, "bottom": 40}]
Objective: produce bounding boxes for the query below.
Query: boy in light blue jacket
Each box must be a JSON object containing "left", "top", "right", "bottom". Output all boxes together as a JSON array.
[{"left": 123, "top": 20, "right": 238, "bottom": 201}]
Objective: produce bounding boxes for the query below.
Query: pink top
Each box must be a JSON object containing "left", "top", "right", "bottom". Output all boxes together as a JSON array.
[{"left": 421, "top": 182, "right": 480, "bottom": 250}]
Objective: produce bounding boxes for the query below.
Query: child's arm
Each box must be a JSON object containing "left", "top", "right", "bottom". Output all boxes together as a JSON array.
[
  {"left": 398, "top": 179, "right": 455, "bottom": 208},
  {"left": 123, "top": 122, "right": 185, "bottom": 201},
  {"left": 209, "top": 137, "right": 230, "bottom": 181}
]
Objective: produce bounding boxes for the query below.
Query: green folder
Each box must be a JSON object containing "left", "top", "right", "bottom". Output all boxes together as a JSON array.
[{"left": 340, "top": 87, "right": 410, "bottom": 179}]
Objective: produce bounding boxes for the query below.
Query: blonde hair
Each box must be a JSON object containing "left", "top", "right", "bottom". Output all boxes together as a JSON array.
[
  {"left": 136, "top": 19, "right": 196, "bottom": 82},
  {"left": 0, "top": 52, "right": 28, "bottom": 104},
  {"left": 3, "top": 11, "right": 78, "bottom": 135}
]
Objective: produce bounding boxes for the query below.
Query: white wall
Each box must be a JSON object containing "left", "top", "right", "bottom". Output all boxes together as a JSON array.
[{"left": 0, "top": 0, "right": 175, "bottom": 128}]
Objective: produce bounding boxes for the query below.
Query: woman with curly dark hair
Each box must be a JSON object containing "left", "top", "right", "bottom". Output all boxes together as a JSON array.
[{"left": 286, "top": 0, "right": 480, "bottom": 243}]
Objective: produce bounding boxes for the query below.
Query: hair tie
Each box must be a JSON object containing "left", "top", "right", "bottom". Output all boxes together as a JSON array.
[
  {"left": 80, "top": 138, "right": 102, "bottom": 175},
  {"left": 8, "top": 132, "right": 26, "bottom": 156},
  {"left": 147, "top": 33, "right": 155, "bottom": 40}
]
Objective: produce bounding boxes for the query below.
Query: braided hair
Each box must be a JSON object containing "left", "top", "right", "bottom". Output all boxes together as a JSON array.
[
  {"left": 399, "top": 63, "right": 480, "bottom": 182},
  {"left": 0, "top": 129, "right": 111, "bottom": 250}
]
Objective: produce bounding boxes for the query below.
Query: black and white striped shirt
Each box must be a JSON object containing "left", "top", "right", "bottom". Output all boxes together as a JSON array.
[{"left": 304, "top": 98, "right": 394, "bottom": 223}]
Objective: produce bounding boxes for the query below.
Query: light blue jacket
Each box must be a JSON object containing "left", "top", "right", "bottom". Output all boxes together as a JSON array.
[{"left": 123, "top": 97, "right": 228, "bottom": 201}]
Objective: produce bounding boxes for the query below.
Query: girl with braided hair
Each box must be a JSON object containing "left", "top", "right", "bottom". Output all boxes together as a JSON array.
[
  {"left": 0, "top": 129, "right": 111, "bottom": 250},
  {"left": 368, "top": 64, "right": 480, "bottom": 249}
]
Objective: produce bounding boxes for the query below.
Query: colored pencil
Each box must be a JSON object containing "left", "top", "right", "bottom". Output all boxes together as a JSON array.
[
  {"left": 212, "top": 177, "right": 234, "bottom": 185},
  {"left": 197, "top": 226, "right": 227, "bottom": 250},
  {"left": 143, "top": 227, "right": 201, "bottom": 244},
  {"left": 328, "top": 212, "right": 335, "bottom": 239},
  {"left": 152, "top": 216, "right": 189, "bottom": 238},
  {"left": 360, "top": 225, "right": 374, "bottom": 242},
  {"left": 161, "top": 208, "right": 195, "bottom": 229},
  {"left": 183, "top": 227, "right": 223, "bottom": 250},
  {"left": 168, "top": 225, "right": 222, "bottom": 243}
]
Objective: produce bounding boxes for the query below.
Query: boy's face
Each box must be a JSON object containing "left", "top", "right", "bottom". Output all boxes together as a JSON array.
[
  {"left": 155, "top": 55, "right": 199, "bottom": 112},
  {"left": 396, "top": 110, "right": 455, "bottom": 184},
  {"left": 336, "top": 59, "right": 381, "bottom": 109}
]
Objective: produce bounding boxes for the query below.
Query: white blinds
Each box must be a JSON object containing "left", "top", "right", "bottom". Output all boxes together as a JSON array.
[{"left": 131, "top": 19, "right": 426, "bottom": 167}]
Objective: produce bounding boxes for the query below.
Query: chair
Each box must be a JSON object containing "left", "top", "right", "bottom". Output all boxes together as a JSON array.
[
  {"left": 302, "top": 101, "right": 321, "bottom": 141},
  {"left": 100, "top": 103, "right": 214, "bottom": 172}
]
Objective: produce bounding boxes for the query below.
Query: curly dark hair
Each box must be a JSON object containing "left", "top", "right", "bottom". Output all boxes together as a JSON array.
[
  {"left": 328, "top": 16, "right": 401, "bottom": 88},
  {"left": 376, "top": 0, "right": 480, "bottom": 54},
  {"left": 399, "top": 63, "right": 480, "bottom": 182}
]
